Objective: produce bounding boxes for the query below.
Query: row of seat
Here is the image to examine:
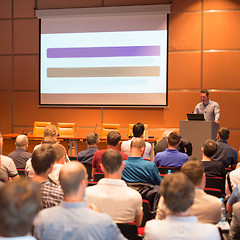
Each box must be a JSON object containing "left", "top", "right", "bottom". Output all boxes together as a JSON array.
[{"left": 32, "top": 121, "right": 148, "bottom": 138}]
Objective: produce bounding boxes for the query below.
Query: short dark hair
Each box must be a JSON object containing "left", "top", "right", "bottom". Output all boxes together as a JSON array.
[
  {"left": 218, "top": 127, "right": 229, "bottom": 141},
  {"left": 160, "top": 172, "right": 194, "bottom": 213},
  {"left": 86, "top": 132, "right": 99, "bottom": 145},
  {"left": 168, "top": 132, "right": 181, "bottom": 147},
  {"left": 52, "top": 143, "right": 66, "bottom": 162},
  {"left": 102, "top": 149, "right": 122, "bottom": 174},
  {"left": 107, "top": 131, "right": 121, "bottom": 146},
  {"left": 32, "top": 144, "right": 56, "bottom": 175},
  {"left": 201, "top": 89, "right": 209, "bottom": 96},
  {"left": 181, "top": 160, "right": 204, "bottom": 186},
  {"left": 59, "top": 161, "right": 86, "bottom": 196},
  {"left": 130, "top": 137, "right": 146, "bottom": 150},
  {"left": 203, "top": 139, "right": 217, "bottom": 158},
  {"left": 0, "top": 178, "right": 40, "bottom": 237},
  {"left": 133, "top": 123, "right": 145, "bottom": 137}
]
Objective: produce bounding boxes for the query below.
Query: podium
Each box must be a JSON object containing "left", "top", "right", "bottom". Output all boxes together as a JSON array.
[{"left": 180, "top": 121, "right": 219, "bottom": 160}]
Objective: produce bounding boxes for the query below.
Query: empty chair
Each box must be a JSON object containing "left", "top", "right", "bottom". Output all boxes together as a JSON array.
[
  {"left": 100, "top": 123, "right": 120, "bottom": 138},
  {"left": 205, "top": 177, "right": 225, "bottom": 195},
  {"left": 33, "top": 121, "right": 51, "bottom": 137},
  {"left": 57, "top": 122, "right": 76, "bottom": 138}
]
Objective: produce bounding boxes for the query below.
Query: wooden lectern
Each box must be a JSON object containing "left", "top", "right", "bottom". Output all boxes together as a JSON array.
[{"left": 180, "top": 120, "right": 219, "bottom": 160}]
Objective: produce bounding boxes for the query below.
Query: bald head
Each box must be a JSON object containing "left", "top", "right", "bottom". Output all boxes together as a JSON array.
[
  {"left": 59, "top": 162, "right": 87, "bottom": 197},
  {"left": 16, "top": 135, "right": 28, "bottom": 148},
  {"left": 130, "top": 138, "right": 146, "bottom": 157}
]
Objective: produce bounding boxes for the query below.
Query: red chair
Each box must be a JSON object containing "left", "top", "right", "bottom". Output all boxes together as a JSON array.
[
  {"left": 205, "top": 176, "right": 225, "bottom": 195},
  {"left": 141, "top": 199, "right": 154, "bottom": 227},
  {"left": 17, "top": 168, "right": 26, "bottom": 177},
  {"left": 204, "top": 188, "right": 223, "bottom": 198}
]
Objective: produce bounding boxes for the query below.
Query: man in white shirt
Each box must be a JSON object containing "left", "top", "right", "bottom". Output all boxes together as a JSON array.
[
  {"left": 121, "top": 123, "right": 152, "bottom": 159},
  {"left": 144, "top": 172, "right": 220, "bottom": 240},
  {"left": 86, "top": 148, "right": 143, "bottom": 226}
]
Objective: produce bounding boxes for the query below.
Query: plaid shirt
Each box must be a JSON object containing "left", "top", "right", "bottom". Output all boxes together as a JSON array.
[{"left": 41, "top": 178, "right": 64, "bottom": 209}]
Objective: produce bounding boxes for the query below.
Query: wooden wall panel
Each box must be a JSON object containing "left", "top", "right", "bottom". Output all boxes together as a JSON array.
[
  {"left": 0, "top": 20, "right": 12, "bottom": 54},
  {"left": 171, "top": 0, "right": 201, "bottom": 12},
  {"left": 13, "top": 19, "right": 39, "bottom": 54},
  {"left": 36, "top": 0, "right": 102, "bottom": 9},
  {"left": 0, "top": 92, "right": 12, "bottom": 133},
  {"left": 227, "top": 131, "right": 240, "bottom": 160},
  {"left": 13, "top": 55, "right": 39, "bottom": 90},
  {"left": 0, "top": 56, "right": 12, "bottom": 90},
  {"left": 169, "top": 12, "right": 201, "bottom": 50},
  {"left": 168, "top": 52, "right": 201, "bottom": 89},
  {"left": 203, "top": 52, "right": 240, "bottom": 89},
  {"left": 13, "top": 0, "right": 35, "bottom": 18},
  {"left": 204, "top": 0, "right": 240, "bottom": 10},
  {"left": 203, "top": 11, "right": 240, "bottom": 50},
  {"left": 0, "top": 0, "right": 12, "bottom": 19}
]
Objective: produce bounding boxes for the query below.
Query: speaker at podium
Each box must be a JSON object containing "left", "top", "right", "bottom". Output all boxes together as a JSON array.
[{"left": 180, "top": 116, "right": 219, "bottom": 160}]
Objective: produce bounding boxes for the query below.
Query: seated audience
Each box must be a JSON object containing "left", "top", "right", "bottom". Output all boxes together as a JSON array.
[
  {"left": 32, "top": 144, "right": 63, "bottom": 209},
  {"left": 226, "top": 182, "right": 240, "bottom": 213},
  {"left": 86, "top": 148, "right": 143, "bottom": 226},
  {"left": 92, "top": 131, "right": 128, "bottom": 178},
  {"left": 8, "top": 134, "right": 32, "bottom": 169},
  {"left": 201, "top": 139, "right": 226, "bottom": 180},
  {"left": 154, "top": 129, "right": 192, "bottom": 156},
  {"left": 78, "top": 132, "right": 99, "bottom": 164},
  {"left": 121, "top": 122, "right": 152, "bottom": 159},
  {"left": 34, "top": 161, "right": 125, "bottom": 240},
  {"left": 156, "top": 160, "right": 222, "bottom": 224},
  {"left": 0, "top": 133, "right": 19, "bottom": 181},
  {"left": 154, "top": 132, "right": 189, "bottom": 168},
  {"left": 0, "top": 178, "right": 40, "bottom": 239},
  {"left": 212, "top": 127, "right": 238, "bottom": 169},
  {"left": 145, "top": 172, "right": 220, "bottom": 240},
  {"left": 225, "top": 164, "right": 240, "bottom": 197}
]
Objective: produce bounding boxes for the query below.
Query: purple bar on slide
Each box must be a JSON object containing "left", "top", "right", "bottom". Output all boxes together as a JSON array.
[{"left": 47, "top": 46, "right": 160, "bottom": 58}]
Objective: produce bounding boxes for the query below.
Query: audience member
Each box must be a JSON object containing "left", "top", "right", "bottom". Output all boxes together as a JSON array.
[
  {"left": 92, "top": 131, "right": 128, "bottom": 178},
  {"left": 226, "top": 182, "right": 240, "bottom": 213},
  {"left": 212, "top": 127, "right": 238, "bottom": 169},
  {"left": 32, "top": 144, "right": 63, "bottom": 209},
  {"left": 201, "top": 139, "right": 226, "bottom": 180},
  {"left": 193, "top": 89, "right": 220, "bottom": 124},
  {"left": 86, "top": 149, "right": 143, "bottom": 226},
  {"left": 0, "top": 133, "right": 19, "bottom": 180},
  {"left": 78, "top": 132, "right": 99, "bottom": 164},
  {"left": 145, "top": 172, "right": 220, "bottom": 240},
  {"left": 121, "top": 123, "right": 152, "bottom": 159},
  {"left": 229, "top": 201, "right": 240, "bottom": 239},
  {"left": 154, "top": 132, "right": 189, "bottom": 168},
  {"left": 154, "top": 129, "right": 192, "bottom": 156},
  {"left": 156, "top": 160, "right": 222, "bottom": 224},
  {"left": 34, "top": 161, "right": 126, "bottom": 240},
  {"left": 8, "top": 134, "right": 32, "bottom": 169},
  {"left": 0, "top": 178, "right": 40, "bottom": 239},
  {"left": 122, "top": 138, "right": 161, "bottom": 211},
  {"left": 225, "top": 164, "right": 240, "bottom": 197}
]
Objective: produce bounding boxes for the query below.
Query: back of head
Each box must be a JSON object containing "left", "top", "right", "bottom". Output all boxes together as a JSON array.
[
  {"left": 44, "top": 124, "right": 57, "bottom": 137},
  {"left": 86, "top": 132, "right": 99, "bottom": 146},
  {"left": 130, "top": 137, "right": 146, "bottom": 150},
  {"left": 15, "top": 135, "right": 28, "bottom": 148},
  {"left": 52, "top": 143, "right": 66, "bottom": 163},
  {"left": 107, "top": 131, "right": 121, "bottom": 146},
  {"left": 42, "top": 136, "right": 58, "bottom": 145},
  {"left": 201, "top": 89, "right": 209, "bottom": 96},
  {"left": 181, "top": 160, "right": 204, "bottom": 186},
  {"left": 203, "top": 139, "right": 217, "bottom": 158},
  {"left": 167, "top": 132, "right": 181, "bottom": 147},
  {"left": 59, "top": 161, "right": 87, "bottom": 196},
  {"left": 102, "top": 148, "right": 122, "bottom": 174},
  {"left": 0, "top": 178, "right": 40, "bottom": 237},
  {"left": 160, "top": 172, "right": 194, "bottom": 213},
  {"left": 32, "top": 144, "right": 56, "bottom": 175},
  {"left": 133, "top": 123, "right": 145, "bottom": 137},
  {"left": 218, "top": 127, "right": 229, "bottom": 141}
]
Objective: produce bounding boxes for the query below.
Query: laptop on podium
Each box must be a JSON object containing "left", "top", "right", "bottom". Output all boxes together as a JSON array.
[{"left": 187, "top": 113, "right": 205, "bottom": 121}]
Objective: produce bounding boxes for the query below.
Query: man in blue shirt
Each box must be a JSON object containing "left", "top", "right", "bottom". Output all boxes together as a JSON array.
[
  {"left": 154, "top": 132, "right": 189, "bottom": 168},
  {"left": 34, "top": 161, "right": 125, "bottom": 240}
]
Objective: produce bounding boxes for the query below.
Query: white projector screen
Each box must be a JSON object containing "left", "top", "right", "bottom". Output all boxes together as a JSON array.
[{"left": 38, "top": 6, "right": 169, "bottom": 107}]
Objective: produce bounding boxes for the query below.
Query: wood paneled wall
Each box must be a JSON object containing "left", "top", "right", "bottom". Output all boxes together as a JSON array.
[{"left": 0, "top": 0, "right": 239, "bottom": 155}]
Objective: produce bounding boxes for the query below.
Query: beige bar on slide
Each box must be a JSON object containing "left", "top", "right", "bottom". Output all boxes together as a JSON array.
[{"left": 47, "top": 66, "right": 160, "bottom": 77}]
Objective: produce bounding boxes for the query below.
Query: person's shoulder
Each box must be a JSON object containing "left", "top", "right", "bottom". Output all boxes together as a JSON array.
[
  {"left": 1, "top": 155, "right": 14, "bottom": 164},
  {"left": 202, "top": 190, "right": 222, "bottom": 205}
]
